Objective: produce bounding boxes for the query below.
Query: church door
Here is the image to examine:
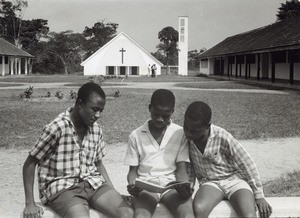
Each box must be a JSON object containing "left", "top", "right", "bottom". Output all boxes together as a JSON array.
[
  {"left": 119, "top": 66, "right": 126, "bottom": 75},
  {"left": 131, "top": 66, "right": 138, "bottom": 75}
]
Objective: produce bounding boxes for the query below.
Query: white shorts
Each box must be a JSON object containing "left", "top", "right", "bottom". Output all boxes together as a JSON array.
[{"left": 201, "top": 177, "right": 253, "bottom": 200}]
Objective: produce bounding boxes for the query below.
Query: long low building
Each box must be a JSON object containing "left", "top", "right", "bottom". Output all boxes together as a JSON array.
[
  {"left": 0, "top": 38, "right": 33, "bottom": 76},
  {"left": 198, "top": 15, "right": 300, "bottom": 84}
]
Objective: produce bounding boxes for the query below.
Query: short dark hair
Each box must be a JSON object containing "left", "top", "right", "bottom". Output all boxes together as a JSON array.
[
  {"left": 185, "top": 101, "right": 212, "bottom": 126},
  {"left": 76, "top": 82, "right": 106, "bottom": 104},
  {"left": 150, "top": 89, "right": 175, "bottom": 109}
]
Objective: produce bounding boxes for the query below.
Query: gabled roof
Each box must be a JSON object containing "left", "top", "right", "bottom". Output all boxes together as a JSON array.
[
  {"left": 0, "top": 38, "right": 33, "bottom": 57},
  {"left": 81, "top": 31, "right": 163, "bottom": 66},
  {"left": 199, "top": 15, "right": 300, "bottom": 58}
]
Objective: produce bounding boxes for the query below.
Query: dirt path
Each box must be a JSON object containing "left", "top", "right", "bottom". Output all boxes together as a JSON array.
[{"left": 0, "top": 137, "right": 299, "bottom": 218}]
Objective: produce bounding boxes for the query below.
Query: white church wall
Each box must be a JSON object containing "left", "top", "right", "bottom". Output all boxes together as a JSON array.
[{"left": 82, "top": 32, "right": 162, "bottom": 76}]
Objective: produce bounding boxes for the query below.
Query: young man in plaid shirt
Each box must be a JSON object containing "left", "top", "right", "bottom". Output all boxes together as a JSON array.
[
  {"left": 22, "top": 83, "right": 133, "bottom": 218},
  {"left": 184, "top": 101, "right": 272, "bottom": 218}
]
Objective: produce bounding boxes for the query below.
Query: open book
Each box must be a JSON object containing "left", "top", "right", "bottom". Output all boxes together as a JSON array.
[{"left": 135, "top": 178, "right": 191, "bottom": 193}]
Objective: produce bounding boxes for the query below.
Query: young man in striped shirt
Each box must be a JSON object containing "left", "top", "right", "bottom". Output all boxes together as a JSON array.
[
  {"left": 22, "top": 82, "right": 133, "bottom": 218},
  {"left": 184, "top": 101, "right": 272, "bottom": 218}
]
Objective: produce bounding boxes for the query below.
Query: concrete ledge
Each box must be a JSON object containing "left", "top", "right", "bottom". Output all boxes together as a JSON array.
[{"left": 38, "top": 197, "right": 300, "bottom": 218}]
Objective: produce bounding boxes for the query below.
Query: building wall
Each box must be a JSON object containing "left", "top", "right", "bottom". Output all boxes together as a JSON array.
[{"left": 295, "top": 63, "right": 300, "bottom": 81}]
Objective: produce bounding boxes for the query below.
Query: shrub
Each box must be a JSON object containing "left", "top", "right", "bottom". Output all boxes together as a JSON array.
[
  {"left": 69, "top": 90, "right": 77, "bottom": 100},
  {"left": 113, "top": 90, "right": 120, "bottom": 98},
  {"left": 46, "top": 91, "right": 51, "bottom": 98},
  {"left": 20, "top": 86, "right": 34, "bottom": 99},
  {"left": 55, "top": 91, "right": 64, "bottom": 100},
  {"left": 88, "top": 75, "right": 106, "bottom": 85}
]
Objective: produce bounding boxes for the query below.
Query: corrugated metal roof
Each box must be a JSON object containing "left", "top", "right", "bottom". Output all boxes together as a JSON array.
[
  {"left": 0, "top": 38, "right": 33, "bottom": 57},
  {"left": 199, "top": 15, "right": 300, "bottom": 58}
]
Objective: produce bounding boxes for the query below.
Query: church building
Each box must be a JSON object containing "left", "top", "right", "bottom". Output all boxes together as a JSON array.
[{"left": 81, "top": 32, "right": 163, "bottom": 76}]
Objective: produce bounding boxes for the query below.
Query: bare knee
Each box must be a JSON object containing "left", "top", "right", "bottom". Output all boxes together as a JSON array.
[
  {"left": 134, "top": 209, "right": 152, "bottom": 218},
  {"left": 193, "top": 202, "right": 211, "bottom": 218},
  {"left": 238, "top": 211, "right": 257, "bottom": 218},
  {"left": 119, "top": 207, "right": 134, "bottom": 218},
  {"left": 176, "top": 211, "right": 194, "bottom": 218},
  {"left": 64, "top": 204, "right": 89, "bottom": 218}
]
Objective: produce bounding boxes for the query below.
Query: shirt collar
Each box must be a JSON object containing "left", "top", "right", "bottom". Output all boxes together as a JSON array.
[
  {"left": 188, "top": 123, "right": 216, "bottom": 144},
  {"left": 209, "top": 124, "right": 216, "bottom": 139},
  {"left": 58, "top": 107, "right": 95, "bottom": 132},
  {"left": 140, "top": 119, "right": 173, "bottom": 132}
]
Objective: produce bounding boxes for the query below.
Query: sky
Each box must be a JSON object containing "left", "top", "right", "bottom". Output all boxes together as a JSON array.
[{"left": 23, "top": 0, "right": 286, "bottom": 53}]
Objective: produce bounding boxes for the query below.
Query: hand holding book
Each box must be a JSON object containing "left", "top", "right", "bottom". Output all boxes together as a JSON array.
[
  {"left": 168, "top": 181, "right": 194, "bottom": 199},
  {"left": 127, "top": 184, "right": 143, "bottom": 196},
  {"left": 135, "top": 179, "right": 193, "bottom": 197}
]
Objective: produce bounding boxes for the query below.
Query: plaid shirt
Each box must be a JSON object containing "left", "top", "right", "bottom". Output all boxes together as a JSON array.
[
  {"left": 188, "top": 124, "right": 264, "bottom": 199},
  {"left": 30, "top": 108, "right": 106, "bottom": 204}
]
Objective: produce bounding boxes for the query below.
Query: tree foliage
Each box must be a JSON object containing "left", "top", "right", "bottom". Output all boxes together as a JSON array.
[
  {"left": 156, "top": 26, "right": 178, "bottom": 66},
  {"left": 83, "top": 21, "right": 118, "bottom": 57},
  {"left": 188, "top": 48, "right": 206, "bottom": 69},
  {"left": 0, "top": 0, "right": 28, "bottom": 46},
  {"left": 0, "top": 1, "right": 119, "bottom": 74},
  {"left": 276, "top": 0, "right": 300, "bottom": 21}
]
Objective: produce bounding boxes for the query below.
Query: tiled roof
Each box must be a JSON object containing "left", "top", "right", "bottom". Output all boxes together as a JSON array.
[
  {"left": 199, "top": 15, "right": 300, "bottom": 58},
  {"left": 0, "top": 38, "right": 33, "bottom": 57}
]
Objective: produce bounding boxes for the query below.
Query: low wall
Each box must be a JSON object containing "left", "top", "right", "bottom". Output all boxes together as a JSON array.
[{"left": 38, "top": 197, "right": 300, "bottom": 218}]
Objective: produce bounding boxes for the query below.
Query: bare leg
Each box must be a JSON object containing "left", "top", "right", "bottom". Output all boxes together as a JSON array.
[
  {"left": 92, "top": 189, "right": 134, "bottom": 218},
  {"left": 64, "top": 204, "right": 89, "bottom": 218},
  {"left": 229, "top": 189, "right": 257, "bottom": 218},
  {"left": 161, "top": 189, "right": 194, "bottom": 218},
  {"left": 193, "top": 185, "right": 224, "bottom": 218},
  {"left": 132, "top": 190, "right": 159, "bottom": 218}
]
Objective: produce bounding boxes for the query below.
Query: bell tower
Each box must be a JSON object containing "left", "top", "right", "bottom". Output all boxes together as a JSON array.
[{"left": 178, "top": 16, "right": 188, "bottom": 76}]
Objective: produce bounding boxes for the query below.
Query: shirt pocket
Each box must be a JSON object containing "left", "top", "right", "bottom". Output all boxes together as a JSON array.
[{"left": 208, "top": 152, "right": 222, "bottom": 165}]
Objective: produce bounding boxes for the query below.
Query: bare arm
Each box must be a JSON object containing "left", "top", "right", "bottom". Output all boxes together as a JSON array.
[
  {"left": 96, "top": 160, "right": 114, "bottom": 188},
  {"left": 127, "top": 166, "right": 142, "bottom": 196},
  {"left": 23, "top": 155, "right": 44, "bottom": 218},
  {"left": 175, "top": 161, "right": 190, "bottom": 182},
  {"left": 175, "top": 161, "right": 194, "bottom": 199},
  {"left": 127, "top": 166, "right": 138, "bottom": 185}
]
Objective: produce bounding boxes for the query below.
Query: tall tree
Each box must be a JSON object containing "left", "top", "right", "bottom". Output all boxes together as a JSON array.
[
  {"left": 83, "top": 20, "right": 118, "bottom": 57},
  {"left": 19, "top": 19, "right": 49, "bottom": 52},
  {"left": 156, "top": 26, "right": 178, "bottom": 66},
  {"left": 0, "top": 0, "right": 28, "bottom": 47},
  {"left": 43, "top": 31, "right": 86, "bottom": 74},
  {"left": 276, "top": 0, "right": 300, "bottom": 21}
]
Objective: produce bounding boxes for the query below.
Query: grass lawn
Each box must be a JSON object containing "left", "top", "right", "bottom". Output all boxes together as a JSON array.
[
  {"left": 0, "top": 73, "right": 209, "bottom": 84},
  {"left": 1, "top": 81, "right": 300, "bottom": 147}
]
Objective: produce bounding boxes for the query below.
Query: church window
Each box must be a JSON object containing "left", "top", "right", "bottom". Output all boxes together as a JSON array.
[
  {"left": 131, "top": 66, "right": 138, "bottom": 75},
  {"left": 107, "top": 66, "right": 115, "bottom": 75}
]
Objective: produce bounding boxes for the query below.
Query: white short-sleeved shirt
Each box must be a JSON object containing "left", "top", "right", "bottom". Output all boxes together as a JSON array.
[{"left": 124, "top": 120, "right": 189, "bottom": 186}]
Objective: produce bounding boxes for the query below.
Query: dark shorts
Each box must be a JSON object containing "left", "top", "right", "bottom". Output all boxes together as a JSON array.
[{"left": 46, "top": 181, "right": 113, "bottom": 217}]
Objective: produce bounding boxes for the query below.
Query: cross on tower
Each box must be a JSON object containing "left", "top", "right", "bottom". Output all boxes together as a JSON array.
[{"left": 119, "top": 48, "right": 126, "bottom": 64}]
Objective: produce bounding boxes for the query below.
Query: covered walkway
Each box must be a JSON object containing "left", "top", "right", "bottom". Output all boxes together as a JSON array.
[{"left": 0, "top": 38, "right": 33, "bottom": 76}]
